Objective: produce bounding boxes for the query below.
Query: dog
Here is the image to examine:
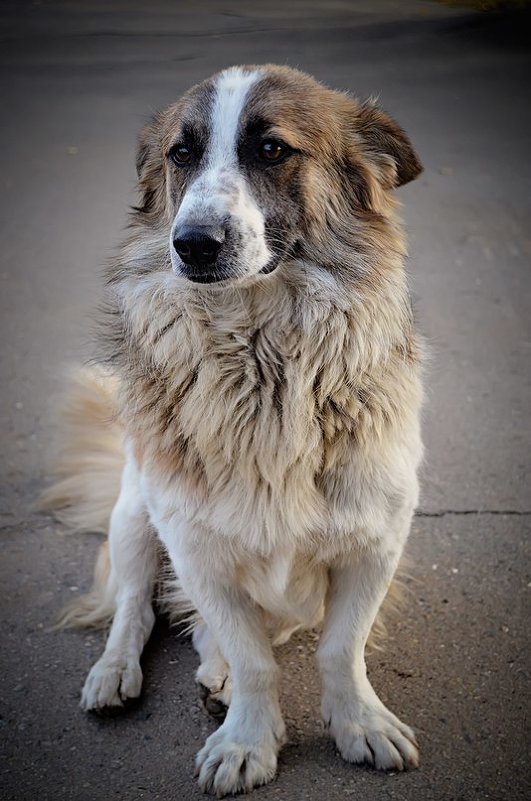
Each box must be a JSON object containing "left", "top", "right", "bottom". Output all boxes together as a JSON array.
[{"left": 43, "top": 64, "right": 424, "bottom": 796}]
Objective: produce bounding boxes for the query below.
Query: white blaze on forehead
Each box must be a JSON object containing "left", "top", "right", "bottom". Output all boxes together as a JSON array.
[
  {"left": 208, "top": 67, "right": 263, "bottom": 167},
  {"left": 170, "top": 66, "right": 272, "bottom": 277}
]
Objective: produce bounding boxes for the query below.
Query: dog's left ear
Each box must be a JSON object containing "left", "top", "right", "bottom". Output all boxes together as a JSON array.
[
  {"left": 354, "top": 101, "right": 422, "bottom": 189},
  {"left": 136, "top": 116, "right": 161, "bottom": 180},
  {"left": 136, "top": 134, "right": 152, "bottom": 180},
  {"left": 134, "top": 115, "right": 166, "bottom": 215}
]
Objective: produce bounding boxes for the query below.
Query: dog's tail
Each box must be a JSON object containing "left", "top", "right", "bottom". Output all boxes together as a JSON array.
[
  {"left": 40, "top": 366, "right": 124, "bottom": 534},
  {"left": 40, "top": 366, "right": 125, "bottom": 628}
]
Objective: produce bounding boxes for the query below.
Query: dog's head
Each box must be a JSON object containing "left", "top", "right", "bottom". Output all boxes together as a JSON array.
[{"left": 135, "top": 65, "right": 422, "bottom": 285}]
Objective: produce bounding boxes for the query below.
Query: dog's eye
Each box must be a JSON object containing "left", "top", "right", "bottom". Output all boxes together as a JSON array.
[
  {"left": 258, "top": 139, "right": 286, "bottom": 163},
  {"left": 169, "top": 144, "right": 192, "bottom": 166}
]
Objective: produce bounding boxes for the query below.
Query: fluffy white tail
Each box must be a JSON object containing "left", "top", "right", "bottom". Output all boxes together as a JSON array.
[
  {"left": 41, "top": 366, "right": 124, "bottom": 534},
  {"left": 41, "top": 366, "right": 125, "bottom": 628}
]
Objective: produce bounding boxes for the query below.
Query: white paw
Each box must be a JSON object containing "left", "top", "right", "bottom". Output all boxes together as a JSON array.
[
  {"left": 81, "top": 652, "right": 143, "bottom": 711},
  {"left": 323, "top": 689, "right": 419, "bottom": 771},
  {"left": 195, "top": 706, "right": 286, "bottom": 796}
]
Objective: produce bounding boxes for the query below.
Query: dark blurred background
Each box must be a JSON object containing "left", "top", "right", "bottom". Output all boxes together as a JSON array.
[{"left": 1, "top": 2, "right": 530, "bottom": 800}]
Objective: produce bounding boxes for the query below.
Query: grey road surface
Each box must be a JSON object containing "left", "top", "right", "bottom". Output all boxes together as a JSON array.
[{"left": 1, "top": 2, "right": 530, "bottom": 800}]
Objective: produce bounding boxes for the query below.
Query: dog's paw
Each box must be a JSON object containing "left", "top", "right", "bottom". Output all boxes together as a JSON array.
[
  {"left": 195, "top": 708, "right": 285, "bottom": 796},
  {"left": 323, "top": 691, "right": 419, "bottom": 771},
  {"left": 81, "top": 652, "right": 143, "bottom": 712}
]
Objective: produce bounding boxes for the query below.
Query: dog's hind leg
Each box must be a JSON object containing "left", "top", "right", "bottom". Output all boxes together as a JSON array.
[
  {"left": 317, "top": 515, "right": 419, "bottom": 772},
  {"left": 193, "top": 621, "right": 232, "bottom": 721},
  {"left": 81, "top": 447, "right": 157, "bottom": 711}
]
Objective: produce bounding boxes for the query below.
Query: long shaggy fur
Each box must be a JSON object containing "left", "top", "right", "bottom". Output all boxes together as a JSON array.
[
  {"left": 43, "top": 366, "right": 406, "bottom": 642},
  {"left": 40, "top": 367, "right": 123, "bottom": 628},
  {"left": 40, "top": 366, "right": 123, "bottom": 535},
  {"left": 43, "top": 65, "right": 425, "bottom": 793}
]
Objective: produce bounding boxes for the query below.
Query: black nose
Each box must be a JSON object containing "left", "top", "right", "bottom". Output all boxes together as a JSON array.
[{"left": 173, "top": 226, "right": 225, "bottom": 268}]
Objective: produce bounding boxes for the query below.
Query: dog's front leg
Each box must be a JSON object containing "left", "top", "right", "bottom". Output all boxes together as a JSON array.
[
  {"left": 81, "top": 451, "right": 156, "bottom": 711},
  {"left": 165, "top": 532, "right": 286, "bottom": 796},
  {"left": 317, "top": 540, "right": 419, "bottom": 772}
]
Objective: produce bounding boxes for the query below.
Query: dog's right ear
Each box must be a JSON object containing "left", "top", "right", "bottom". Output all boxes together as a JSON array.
[
  {"left": 355, "top": 100, "right": 423, "bottom": 190},
  {"left": 134, "top": 115, "right": 166, "bottom": 216}
]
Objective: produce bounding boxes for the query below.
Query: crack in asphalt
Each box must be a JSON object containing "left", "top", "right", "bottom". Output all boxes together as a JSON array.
[
  {"left": 3, "top": 508, "right": 531, "bottom": 528},
  {"left": 415, "top": 509, "right": 531, "bottom": 517},
  {"left": 2, "top": 510, "right": 530, "bottom": 537}
]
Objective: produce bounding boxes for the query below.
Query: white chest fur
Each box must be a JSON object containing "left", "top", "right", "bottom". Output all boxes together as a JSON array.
[{"left": 121, "top": 263, "right": 422, "bottom": 559}]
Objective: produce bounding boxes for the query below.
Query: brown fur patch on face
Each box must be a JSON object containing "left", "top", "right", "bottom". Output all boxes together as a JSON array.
[
  {"left": 134, "top": 77, "right": 216, "bottom": 222},
  {"left": 233, "top": 67, "right": 349, "bottom": 269},
  {"left": 220, "top": 65, "right": 423, "bottom": 279}
]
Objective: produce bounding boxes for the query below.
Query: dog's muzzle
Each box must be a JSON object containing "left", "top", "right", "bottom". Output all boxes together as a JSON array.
[{"left": 172, "top": 225, "right": 226, "bottom": 282}]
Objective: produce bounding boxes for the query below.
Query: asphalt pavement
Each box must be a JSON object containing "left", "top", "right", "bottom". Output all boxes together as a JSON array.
[{"left": 1, "top": 2, "right": 530, "bottom": 800}]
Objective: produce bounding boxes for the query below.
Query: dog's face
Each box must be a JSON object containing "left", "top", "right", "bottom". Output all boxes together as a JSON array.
[{"left": 135, "top": 65, "right": 422, "bottom": 285}]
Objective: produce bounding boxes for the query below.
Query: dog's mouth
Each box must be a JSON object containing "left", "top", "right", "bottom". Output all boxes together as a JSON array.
[
  {"left": 260, "top": 239, "right": 300, "bottom": 276},
  {"left": 182, "top": 270, "right": 228, "bottom": 284},
  {"left": 259, "top": 257, "right": 281, "bottom": 276},
  {"left": 179, "top": 254, "right": 284, "bottom": 285}
]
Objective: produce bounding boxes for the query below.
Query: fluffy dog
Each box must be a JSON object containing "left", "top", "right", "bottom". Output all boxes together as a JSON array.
[{"left": 44, "top": 64, "right": 424, "bottom": 796}]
